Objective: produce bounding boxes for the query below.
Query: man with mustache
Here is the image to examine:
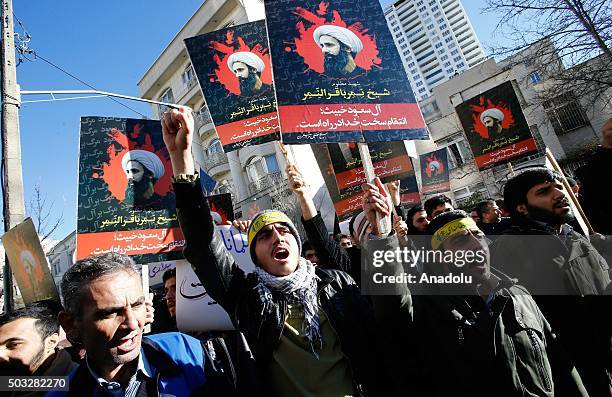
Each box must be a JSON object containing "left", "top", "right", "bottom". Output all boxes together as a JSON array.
[
  {"left": 491, "top": 168, "right": 611, "bottom": 396},
  {"left": 313, "top": 25, "right": 366, "bottom": 79},
  {"left": 0, "top": 303, "right": 78, "bottom": 386},
  {"left": 227, "top": 52, "right": 270, "bottom": 97},
  {"left": 121, "top": 150, "right": 166, "bottom": 209},
  {"left": 49, "top": 253, "right": 222, "bottom": 396}
]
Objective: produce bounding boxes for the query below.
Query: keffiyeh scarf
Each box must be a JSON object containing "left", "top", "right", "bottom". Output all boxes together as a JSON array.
[{"left": 254, "top": 258, "right": 322, "bottom": 356}]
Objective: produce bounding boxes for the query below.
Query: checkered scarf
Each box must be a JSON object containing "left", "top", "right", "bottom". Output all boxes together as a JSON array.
[{"left": 254, "top": 258, "right": 322, "bottom": 356}]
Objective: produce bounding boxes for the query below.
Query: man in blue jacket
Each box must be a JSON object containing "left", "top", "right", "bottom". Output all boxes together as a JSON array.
[{"left": 47, "top": 253, "right": 214, "bottom": 397}]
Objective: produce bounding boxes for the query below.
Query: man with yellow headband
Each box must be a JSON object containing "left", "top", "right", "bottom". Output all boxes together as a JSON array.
[
  {"left": 160, "top": 107, "right": 390, "bottom": 397},
  {"left": 359, "top": 181, "right": 588, "bottom": 396}
]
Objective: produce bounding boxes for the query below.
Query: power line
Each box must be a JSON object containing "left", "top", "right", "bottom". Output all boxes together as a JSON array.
[
  {"left": 11, "top": 12, "right": 147, "bottom": 118},
  {"left": 29, "top": 53, "right": 147, "bottom": 118}
]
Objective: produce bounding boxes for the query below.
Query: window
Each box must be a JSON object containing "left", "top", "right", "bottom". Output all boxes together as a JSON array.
[
  {"left": 456, "top": 62, "right": 465, "bottom": 68},
  {"left": 246, "top": 156, "right": 267, "bottom": 184},
  {"left": 448, "top": 43, "right": 456, "bottom": 48},
  {"left": 418, "top": 88, "right": 427, "bottom": 93},
  {"left": 419, "top": 100, "right": 439, "bottom": 118},
  {"left": 529, "top": 71, "right": 542, "bottom": 83},
  {"left": 434, "top": 42, "right": 443, "bottom": 49},
  {"left": 264, "top": 154, "right": 279, "bottom": 173},
  {"left": 246, "top": 154, "right": 280, "bottom": 185},
  {"left": 393, "top": 26, "right": 401, "bottom": 32},
  {"left": 453, "top": 56, "right": 462, "bottom": 62},
  {"left": 451, "top": 49, "right": 459, "bottom": 55},
  {"left": 427, "top": 24, "right": 434, "bottom": 30},
  {"left": 401, "top": 44, "right": 408, "bottom": 50},
  {"left": 182, "top": 65, "right": 195, "bottom": 87},
  {"left": 436, "top": 134, "right": 473, "bottom": 169},
  {"left": 440, "top": 55, "right": 448, "bottom": 61},
  {"left": 434, "top": 11, "right": 441, "bottom": 17},
  {"left": 443, "top": 61, "right": 451, "bottom": 67},
  {"left": 207, "top": 138, "right": 223, "bottom": 155},
  {"left": 398, "top": 38, "right": 405, "bottom": 44},
  {"left": 442, "top": 30, "right": 450, "bottom": 36},
  {"left": 543, "top": 93, "right": 589, "bottom": 134},
  {"left": 395, "top": 33, "right": 402, "bottom": 38},
  {"left": 158, "top": 88, "right": 174, "bottom": 114}
]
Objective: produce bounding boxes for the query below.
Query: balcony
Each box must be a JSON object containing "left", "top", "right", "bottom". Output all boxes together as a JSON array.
[
  {"left": 203, "top": 151, "right": 229, "bottom": 177},
  {"left": 248, "top": 171, "right": 284, "bottom": 195},
  {"left": 195, "top": 106, "right": 213, "bottom": 126}
]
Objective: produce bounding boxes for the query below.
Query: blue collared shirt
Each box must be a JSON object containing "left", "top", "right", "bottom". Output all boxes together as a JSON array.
[{"left": 86, "top": 351, "right": 153, "bottom": 397}]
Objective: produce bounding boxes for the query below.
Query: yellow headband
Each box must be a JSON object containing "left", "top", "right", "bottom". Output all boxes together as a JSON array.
[
  {"left": 247, "top": 211, "right": 292, "bottom": 246},
  {"left": 431, "top": 217, "right": 478, "bottom": 250}
]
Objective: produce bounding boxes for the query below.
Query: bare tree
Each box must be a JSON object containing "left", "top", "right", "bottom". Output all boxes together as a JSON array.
[
  {"left": 27, "top": 184, "right": 63, "bottom": 243},
  {"left": 484, "top": 0, "right": 611, "bottom": 105}
]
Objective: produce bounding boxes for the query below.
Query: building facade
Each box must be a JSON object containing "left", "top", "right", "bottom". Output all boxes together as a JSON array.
[
  {"left": 412, "top": 39, "right": 610, "bottom": 209},
  {"left": 385, "top": 0, "right": 486, "bottom": 101},
  {"left": 47, "top": 232, "right": 76, "bottom": 295}
]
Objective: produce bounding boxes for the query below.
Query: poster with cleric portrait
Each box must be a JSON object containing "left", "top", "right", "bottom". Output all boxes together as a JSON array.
[
  {"left": 265, "top": 0, "right": 428, "bottom": 144},
  {"left": 312, "top": 142, "right": 420, "bottom": 221},
  {"left": 419, "top": 148, "right": 451, "bottom": 194},
  {"left": 185, "top": 20, "right": 280, "bottom": 152},
  {"left": 77, "top": 117, "right": 184, "bottom": 264},
  {"left": 455, "top": 81, "right": 538, "bottom": 170}
]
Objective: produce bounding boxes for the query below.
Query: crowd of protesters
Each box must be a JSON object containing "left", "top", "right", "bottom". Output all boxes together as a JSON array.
[{"left": 1, "top": 111, "right": 610, "bottom": 396}]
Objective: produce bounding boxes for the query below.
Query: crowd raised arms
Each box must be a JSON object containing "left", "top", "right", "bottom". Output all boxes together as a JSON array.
[{"left": 1, "top": 110, "right": 610, "bottom": 397}]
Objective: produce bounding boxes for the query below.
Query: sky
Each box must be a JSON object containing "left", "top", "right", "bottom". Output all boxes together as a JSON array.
[{"left": 7, "top": 0, "right": 503, "bottom": 241}]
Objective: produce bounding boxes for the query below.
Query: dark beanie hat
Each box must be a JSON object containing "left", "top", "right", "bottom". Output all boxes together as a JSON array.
[
  {"left": 247, "top": 210, "right": 302, "bottom": 265},
  {"left": 503, "top": 168, "right": 557, "bottom": 216}
]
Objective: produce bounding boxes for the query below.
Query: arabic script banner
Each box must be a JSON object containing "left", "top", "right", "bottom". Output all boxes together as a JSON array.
[
  {"left": 265, "top": 0, "right": 428, "bottom": 144},
  {"left": 176, "top": 225, "right": 255, "bottom": 331},
  {"left": 419, "top": 147, "right": 451, "bottom": 194},
  {"left": 455, "top": 81, "right": 538, "bottom": 170},
  {"left": 185, "top": 20, "right": 281, "bottom": 152},
  {"left": 313, "top": 141, "right": 419, "bottom": 221},
  {"left": 77, "top": 117, "right": 184, "bottom": 264}
]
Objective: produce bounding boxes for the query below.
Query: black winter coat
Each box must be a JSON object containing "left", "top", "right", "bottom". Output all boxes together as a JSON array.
[{"left": 174, "top": 181, "right": 389, "bottom": 396}]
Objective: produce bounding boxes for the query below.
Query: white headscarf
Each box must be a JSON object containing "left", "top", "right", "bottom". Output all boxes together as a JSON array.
[
  {"left": 121, "top": 150, "right": 165, "bottom": 180},
  {"left": 313, "top": 25, "right": 364, "bottom": 53},
  {"left": 227, "top": 52, "right": 265, "bottom": 73}
]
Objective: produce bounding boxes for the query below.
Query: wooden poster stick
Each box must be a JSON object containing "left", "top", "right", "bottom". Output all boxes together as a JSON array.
[
  {"left": 358, "top": 142, "right": 390, "bottom": 235},
  {"left": 545, "top": 148, "right": 594, "bottom": 235}
]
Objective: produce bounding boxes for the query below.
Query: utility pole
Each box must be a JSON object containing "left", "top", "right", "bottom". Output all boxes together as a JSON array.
[{"left": 1, "top": 0, "right": 26, "bottom": 313}]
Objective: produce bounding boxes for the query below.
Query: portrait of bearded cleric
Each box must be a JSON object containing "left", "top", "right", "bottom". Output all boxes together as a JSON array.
[
  {"left": 121, "top": 150, "right": 170, "bottom": 209},
  {"left": 313, "top": 25, "right": 366, "bottom": 79},
  {"left": 227, "top": 51, "right": 271, "bottom": 97}
]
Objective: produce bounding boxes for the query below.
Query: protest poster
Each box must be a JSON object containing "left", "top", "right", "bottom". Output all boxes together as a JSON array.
[
  {"left": 185, "top": 20, "right": 280, "bottom": 152},
  {"left": 399, "top": 173, "right": 421, "bottom": 206},
  {"left": 1, "top": 218, "right": 59, "bottom": 304},
  {"left": 455, "top": 81, "right": 538, "bottom": 170},
  {"left": 419, "top": 148, "right": 451, "bottom": 194},
  {"left": 265, "top": 0, "right": 428, "bottom": 144},
  {"left": 241, "top": 195, "right": 273, "bottom": 220},
  {"left": 76, "top": 117, "right": 184, "bottom": 264},
  {"left": 313, "top": 141, "right": 418, "bottom": 220},
  {"left": 147, "top": 260, "right": 177, "bottom": 287},
  {"left": 176, "top": 225, "right": 255, "bottom": 331},
  {"left": 207, "top": 193, "right": 235, "bottom": 225}
]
